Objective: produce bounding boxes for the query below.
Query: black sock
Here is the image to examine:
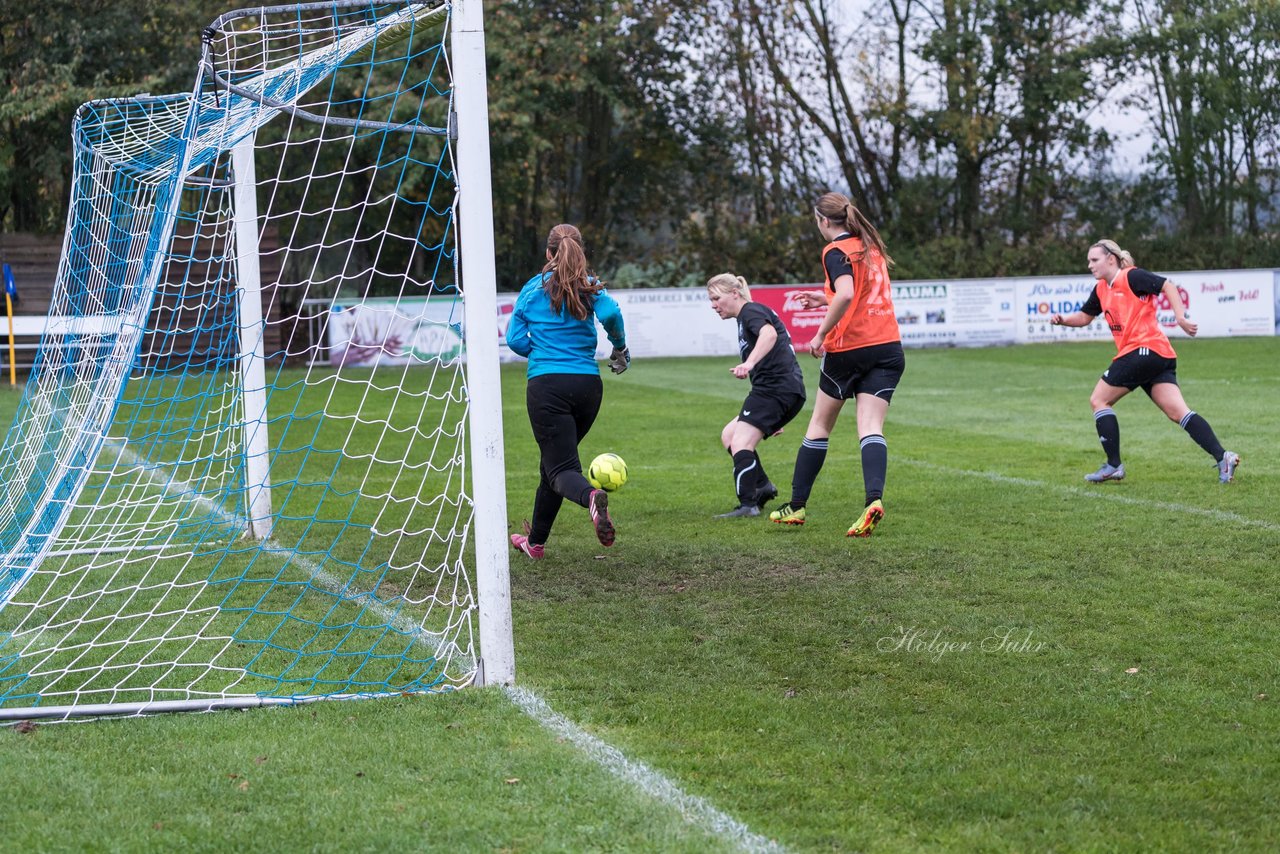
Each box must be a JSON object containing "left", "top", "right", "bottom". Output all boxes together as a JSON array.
[
  {"left": 755, "top": 457, "right": 772, "bottom": 492},
  {"left": 860, "top": 434, "right": 887, "bottom": 504},
  {"left": 789, "top": 437, "right": 828, "bottom": 507},
  {"left": 1094, "top": 408, "right": 1121, "bottom": 467},
  {"left": 1179, "top": 411, "right": 1225, "bottom": 461},
  {"left": 732, "top": 450, "right": 763, "bottom": 505}
]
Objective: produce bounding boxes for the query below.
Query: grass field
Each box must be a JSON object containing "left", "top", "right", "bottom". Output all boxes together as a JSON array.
[{"left": 3, "top": 336, "right": 1279, "bottom": 852}]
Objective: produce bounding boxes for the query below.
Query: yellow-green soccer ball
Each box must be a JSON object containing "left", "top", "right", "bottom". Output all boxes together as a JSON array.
[{"left": 587, "top": 453, "right": 628, "bottom": 492}]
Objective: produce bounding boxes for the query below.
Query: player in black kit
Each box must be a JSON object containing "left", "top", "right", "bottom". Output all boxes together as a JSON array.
[{"left": 707, "top": 273, "right": 807, "bottom": 517}]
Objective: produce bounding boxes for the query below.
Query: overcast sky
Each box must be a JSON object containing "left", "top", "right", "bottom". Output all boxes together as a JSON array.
[{"left": 829, "top": 0, "right": 1154, "bottom": 171}]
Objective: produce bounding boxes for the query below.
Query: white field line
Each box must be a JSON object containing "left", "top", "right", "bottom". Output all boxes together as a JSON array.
[
  {"left": 505, "top": 686, "right": 787, "bottom": 854},
  {"left": 899, "top": 458, "right": 1280, "bottom": 532},
  {"left": 102, "top": 439, "right": 782, "bottom": 851}
]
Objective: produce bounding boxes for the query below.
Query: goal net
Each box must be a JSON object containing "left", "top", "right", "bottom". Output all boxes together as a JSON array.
[{"left": 0, "top": 0, "right": 512, "bottom": 720}]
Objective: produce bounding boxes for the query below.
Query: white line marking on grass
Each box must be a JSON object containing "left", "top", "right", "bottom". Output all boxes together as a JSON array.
[
  {"left": 900, "top": 458, "right": 1280, "bottom": 532},
  {"left": 104, "top": 441, "right": 782, "bottom": 849},
  {"left": 505, "top": 686, "right": 787, "bottom": 854}
]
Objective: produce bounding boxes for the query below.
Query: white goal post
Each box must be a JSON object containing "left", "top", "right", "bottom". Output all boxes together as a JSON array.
[
  {"left": 0, "top": 0, "right": 514, "bottom": 721},
  {"left": 452, "top": 0, "right": 515, "bottom": 690}
]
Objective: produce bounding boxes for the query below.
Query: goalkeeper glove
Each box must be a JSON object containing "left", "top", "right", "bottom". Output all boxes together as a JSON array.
[{"left": 608, "top": 346, "right": 630, "bottom": 375}]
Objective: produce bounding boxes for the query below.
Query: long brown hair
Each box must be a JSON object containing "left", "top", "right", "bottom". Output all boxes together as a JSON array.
[
  {"left": 814, "top": 192, "right": 894, "bottom": 267},
  {"left": 541, "top": 224, "right": 602, "bottom": 320}
]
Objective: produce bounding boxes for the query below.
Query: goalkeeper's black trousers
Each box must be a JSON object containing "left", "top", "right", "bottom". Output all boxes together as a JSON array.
[{"left": 524, "top": 373, "right": 604, "bottom": 545}]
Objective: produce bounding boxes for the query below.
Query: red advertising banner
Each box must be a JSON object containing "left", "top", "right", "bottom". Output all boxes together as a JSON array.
[
  {"left": 749, "top": 284, "right": 828, "bottom": 349},
  {"left": 752, "top": 281, "right": 1018, "bottom": 349}
]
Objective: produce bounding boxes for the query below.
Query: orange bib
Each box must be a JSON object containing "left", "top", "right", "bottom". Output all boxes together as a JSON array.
[
  {"left": 1093, "top": 269, "right": 1175, "bottom": 360},
  {"left": 821, "top": 236, "right": 900, "bottom": 353}
]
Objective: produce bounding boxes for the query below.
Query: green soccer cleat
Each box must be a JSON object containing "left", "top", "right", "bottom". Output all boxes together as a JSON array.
[
  {"left": 769, "top": 502, "right": 806, "bottom": 526},
  {"left": 847, "top": 499, "right": 884, "bottom": 538}
]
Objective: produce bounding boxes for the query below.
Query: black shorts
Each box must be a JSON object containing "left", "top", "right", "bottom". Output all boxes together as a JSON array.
[
  {"left": 1102, "top": 349, "right": 1178, "bottom": 393},
  {"left": 818, "top": 342, "right": 906, "bottom": 402},
  {"left": 738, "top": 388, "right": 806, "bottom": 437}
]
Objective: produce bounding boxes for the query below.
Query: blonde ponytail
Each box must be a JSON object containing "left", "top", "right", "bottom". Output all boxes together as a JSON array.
[
  {"left": 1092, "top": 238, "right": 1135, "bottom": 268},
  {"left": 706, "top": 273, "right": 752, "bottom": 301}
]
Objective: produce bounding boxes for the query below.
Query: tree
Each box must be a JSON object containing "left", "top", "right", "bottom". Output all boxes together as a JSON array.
[
  {"left": 914, "top": 0, "right": 1111, "bottom": 250},
  {"left": 1130, "top": 0, "right": 1280, "bottom": 237},
  {"left": 732, "top": 0, "right": 909, "bottom": 224},
  {"left": 0, "top": 0, "right": 206, "bottom": 233},
  {"left": 988, "top": 0, "right": 1104, "bottom": 247},
  {"left": 483, "top": 0, "right": 701, "bottom": 288}
]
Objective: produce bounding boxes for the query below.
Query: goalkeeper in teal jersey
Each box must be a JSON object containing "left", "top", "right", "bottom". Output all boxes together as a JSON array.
[{"left": 505, "top": 223, "right": 629, "bottom": 559}]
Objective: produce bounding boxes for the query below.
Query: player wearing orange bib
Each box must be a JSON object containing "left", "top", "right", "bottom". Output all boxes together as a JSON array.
[
  {"left": 769, "top": 192, "right": 906, "bottom": 537},
  {"left": 1050, "top": 238, "right": 1239, "bottom": 484}
]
